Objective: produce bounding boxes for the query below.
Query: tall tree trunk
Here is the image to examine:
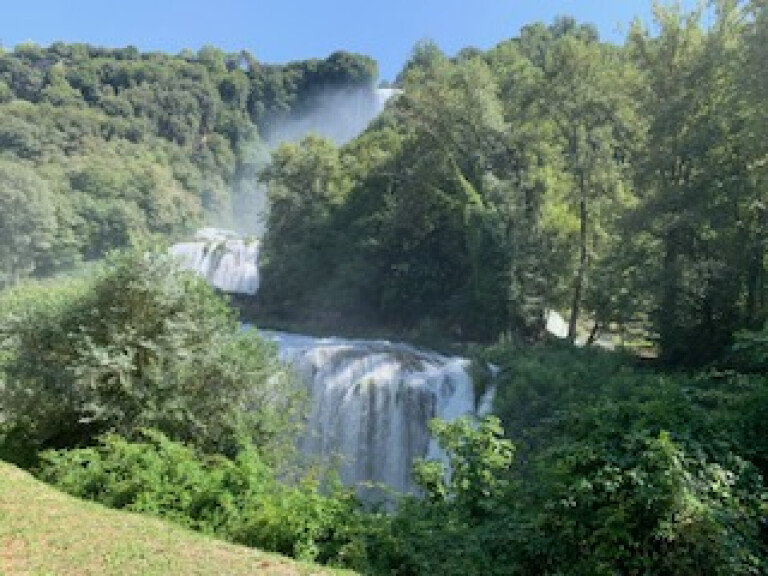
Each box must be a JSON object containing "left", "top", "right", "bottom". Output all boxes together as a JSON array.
[
  {"left": 747, "top": 203, "right": 766, "bottom": 326},
  {"left": 586, "top": 321, "right": 601, "bottom": 346},
  {"left": 660, "top": 228, "right": 681, "bottom": 362},
  {"left": 568, "top": 173, "right": 588, "bottom": 341}
]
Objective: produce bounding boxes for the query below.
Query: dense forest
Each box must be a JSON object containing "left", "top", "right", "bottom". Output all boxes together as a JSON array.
[
  {"left": 0, "top": 41, "right": 376, "bottom": 282},
  {"left": 259, "top": 1, "right": 768, "bottom": 367},
  {"left": 2, "top": 1, "right": 768, "bottom": 574}
]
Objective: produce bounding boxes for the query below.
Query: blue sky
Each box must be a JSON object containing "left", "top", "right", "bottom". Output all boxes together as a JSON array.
[{"left": 2, "top": 1, "right": 697, "bottom": 81}]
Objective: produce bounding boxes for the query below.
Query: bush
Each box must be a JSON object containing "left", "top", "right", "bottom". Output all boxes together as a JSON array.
[
  {"left": 364, "top": 417, "right": 521, "bottom": 576},
  {"left": 522, "top": 428, "right": 767, "bottom": 575},
  {"left": 0, "top": 250, "right": 302, "bottom": 464},
  {"left": 38, "top": 430, "right": 366, "bottom": 565}
]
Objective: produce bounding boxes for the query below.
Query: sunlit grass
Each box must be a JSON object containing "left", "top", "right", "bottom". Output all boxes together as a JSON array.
[{"left": 0, "top": 462, "right": 353, "bottom": 576}]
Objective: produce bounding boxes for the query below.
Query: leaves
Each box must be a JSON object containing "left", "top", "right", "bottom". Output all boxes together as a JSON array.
[
  {"left": 37, "top": 430, "right": 365, "bottom": 565},
  {"left": 0, "top": 250, "right": 303, "bottom": 463}
]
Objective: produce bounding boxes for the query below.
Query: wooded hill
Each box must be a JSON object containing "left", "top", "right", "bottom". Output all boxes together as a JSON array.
[
  {"left": 0, "top": 41, "right": 375, "bottom": 284},
  {"left": 258, "top": 3, "right": 768, "bottom": 366}
]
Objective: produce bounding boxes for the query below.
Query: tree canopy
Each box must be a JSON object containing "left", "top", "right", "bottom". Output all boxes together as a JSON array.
[
  {"left": 0, "top": 43, "right": 377, "bottom": 284},
  {"left": 258, "top": 1, "right": 768, "bottom": 365}
]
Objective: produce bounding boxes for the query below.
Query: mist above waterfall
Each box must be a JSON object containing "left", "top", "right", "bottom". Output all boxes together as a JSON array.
[
  {"left": 225, "top": 86, "right": 399, "bottom": 236},
  {"left": 263, "top": 86, "right": 399, "bottom": 148}
]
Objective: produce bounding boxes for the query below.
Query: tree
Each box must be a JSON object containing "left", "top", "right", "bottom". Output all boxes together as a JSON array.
[
  {"left": 537, "top": 35, "right": 640, "bottom": 341},
  {"left": 358, "top": 54, "right": 512, "bottom": 337},
  {"left": 0, "top": 160, "right": 57, "bottom": 287},
  {"left": 0, "top": 250, "right": 302, "bottom": 463},
  {"left": 740, "top": 0, "right": 768, "bottom": 327},
  {"left": 627, "top": 1, "right": 758, "bottom": 363},
  {"left": 259, "top": 135, "right": 349, "bottom": 317}
]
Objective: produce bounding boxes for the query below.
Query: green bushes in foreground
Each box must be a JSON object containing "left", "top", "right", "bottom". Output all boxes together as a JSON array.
[
  {"left": 38, "top": 430, "right": 366, "bottom": 566},
  {"left": 480, "top": 341, "right": 768, "bottom": 575},
  {"left": 38, "top": 409, "right": 768, "bottom": 575}
]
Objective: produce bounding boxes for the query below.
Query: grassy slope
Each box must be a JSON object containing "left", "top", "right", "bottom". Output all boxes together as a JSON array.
[{"left": 0, "top": 462, "right": 352, "bottom": 576}]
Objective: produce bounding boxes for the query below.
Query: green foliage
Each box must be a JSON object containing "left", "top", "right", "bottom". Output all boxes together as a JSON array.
[
  {"left": 486, "top": 340, "right": 768, "bottom": 575},
  {"left": 0, "top": 42, "right": 378, "bottom": 277},
  {"left": 0, "top": 159, "right": 58, "bottom": 287},
  {"left": 618, "top": 0, "right": 768, "bottom": 364},
  {"left": 729, "top": 322, "right": 768, "bottom": 374},
  {"left": 364, "top": 417, "right": 518, "bottom": 576},
  {"left": 0, "top": 250, "right": 302, "bottom": 464},
  {"left": 527, "top": 430, "right": 766, "bottom": 575},
  {"left": 37, "top": 430, "right": 366, "bottom": 566},
  {"left": 414, "top": 417, "right": 513, "bottom": 516},
  {"left": 258, "top": 135, "right": 351, "bottom": 319}
]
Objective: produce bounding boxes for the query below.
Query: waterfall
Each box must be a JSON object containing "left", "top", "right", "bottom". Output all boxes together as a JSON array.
[
  {"left": 267, "top": 331, "right": 484, "bottom": 497},
  {"left": 171, "top": 229, "right": 492, "bottom": 496},
  {"left": 169, "top": 228, "right": 259, "bottom": 295}
]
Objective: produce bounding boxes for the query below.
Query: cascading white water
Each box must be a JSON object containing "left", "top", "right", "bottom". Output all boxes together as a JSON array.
[
  {"left": 268, "top": 331, "right": 483, "bottom": 497},
  {"left": 170, "top": 228, "right": 497, "bottom": 495},
  {"left": 170, "top": 228, "right": 260, "bottom": 295}
]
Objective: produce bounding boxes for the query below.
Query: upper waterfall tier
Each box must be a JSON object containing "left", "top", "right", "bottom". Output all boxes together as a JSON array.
[{"left": 170, "top": 228, "right": 259, "bottom": 295}]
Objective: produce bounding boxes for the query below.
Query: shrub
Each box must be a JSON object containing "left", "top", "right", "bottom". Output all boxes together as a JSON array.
[
  {"left": 38, "top": 430, "right": 366, "bottom": 565},
  {"left": 0, "top": 250, "right": 302, "bottom": 464},
  {"left": 364, "top": 417, "right": 521, "bottom": 576}
]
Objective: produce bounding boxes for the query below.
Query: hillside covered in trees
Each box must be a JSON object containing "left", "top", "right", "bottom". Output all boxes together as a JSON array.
[
  {"left": 0, "top": 41, "right": 376, "bottom": 284},
  {"left": 259, "top": 2, "right": 768, "bottom": 367}
]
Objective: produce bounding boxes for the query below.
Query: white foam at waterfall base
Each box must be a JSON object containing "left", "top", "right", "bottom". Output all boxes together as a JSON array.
[
  {"left": 169, "top": 228, "right": 259, "bottom": 295},
  {"left": 267, "top": 331, "right": 481, "bottom": 498}
]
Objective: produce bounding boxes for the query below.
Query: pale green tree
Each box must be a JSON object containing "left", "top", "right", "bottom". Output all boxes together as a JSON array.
[{"left": 0, "top": 160, "right": 57, "bottom": 287}]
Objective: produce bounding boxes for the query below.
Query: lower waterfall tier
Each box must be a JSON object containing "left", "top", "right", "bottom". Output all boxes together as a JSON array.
[{"left": 268, "top": 331, "right": 490, "bottom": 496}]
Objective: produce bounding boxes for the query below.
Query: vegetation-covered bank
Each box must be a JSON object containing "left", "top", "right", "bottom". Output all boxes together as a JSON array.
[
  {"left": 0, "top": 461, "right": 353, "bottom": 576},
  {"left": 2, "top": 250, "right": 768, "bottom": 574}
]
